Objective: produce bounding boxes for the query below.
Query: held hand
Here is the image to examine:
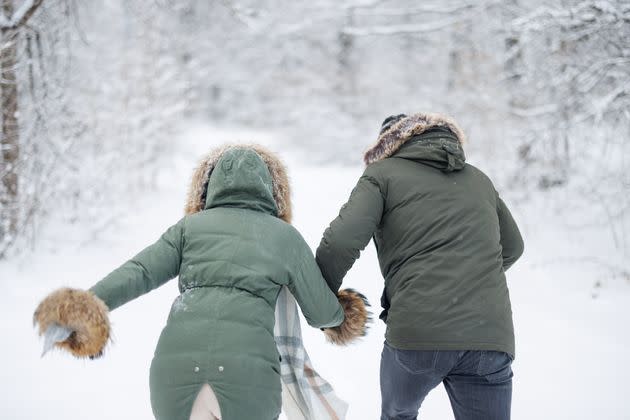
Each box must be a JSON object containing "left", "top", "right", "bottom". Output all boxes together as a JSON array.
[
  {"left": 323, "top": 289, "right": 372, "bottom": 346},
  {"left": 33, "top": 288, "right": 111, "bottom": 359}
]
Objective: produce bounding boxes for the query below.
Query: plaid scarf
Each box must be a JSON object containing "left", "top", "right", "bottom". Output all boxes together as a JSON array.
[{"left": 274, "top": 287, "right": 348, "bottom": 420}]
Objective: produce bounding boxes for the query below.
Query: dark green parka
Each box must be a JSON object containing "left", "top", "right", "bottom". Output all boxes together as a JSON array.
[
  {"left": 316, "top": 113, "right": 524, "bottom": 357},
  {"left": 90, "top": 146, "right": 344, "bottom": 420}
]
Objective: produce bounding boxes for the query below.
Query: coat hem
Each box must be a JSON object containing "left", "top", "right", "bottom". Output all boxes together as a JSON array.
[{"left": 385, "top": 337, "right": 515, "bottom": 359}]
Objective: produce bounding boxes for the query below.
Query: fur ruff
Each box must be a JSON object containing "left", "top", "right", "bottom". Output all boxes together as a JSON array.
[
  {"left": 364, "top": 112, "right": 467, "bottom": 165},
  {"left": 324, "top": 289, "right": 372, "bottom": 346},
  {"left": 184, "top": 144, "right": 292, "bottom": 223},
  {"left": 33, "top": 288, "right": 110, "bottom": 359}
]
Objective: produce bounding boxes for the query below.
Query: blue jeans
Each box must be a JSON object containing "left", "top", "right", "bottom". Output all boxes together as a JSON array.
[{"left": 380, "top": 342, "right": 513, "bottom": 420}]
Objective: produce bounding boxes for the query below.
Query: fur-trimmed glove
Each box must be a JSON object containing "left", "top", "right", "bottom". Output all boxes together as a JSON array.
[
  {"left": 323, "top": 289, "right": 372, "bottom": 345},
  {"left": 33, "top": 288, "right": 111, "bottom": 359}
]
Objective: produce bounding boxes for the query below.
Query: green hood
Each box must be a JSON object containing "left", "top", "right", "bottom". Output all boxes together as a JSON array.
[
  {"left": 204, "top": 148, "right": 279, "bottom": 217},
  {"left": 393, "top": 129, "right": 466, "bottom": 172}
]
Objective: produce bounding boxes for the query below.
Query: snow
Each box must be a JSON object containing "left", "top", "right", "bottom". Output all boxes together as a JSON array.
[
  {"left": 1, "top": 124, "right": 629, "bottom": 420},
  {"left": 172, "top": 289, "right": 198, "bottom": 314}
]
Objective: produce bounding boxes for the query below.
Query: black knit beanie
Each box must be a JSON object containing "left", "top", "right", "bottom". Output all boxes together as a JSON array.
[{"left": 380, "top": 114, "right": 407, "bottom": 134}]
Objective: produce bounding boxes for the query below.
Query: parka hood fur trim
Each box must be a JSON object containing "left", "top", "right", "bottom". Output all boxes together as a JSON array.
[
  {"left": 33, "top": 288, "right": 110, "bottom": 359},
  {"left": 364, "top": 112, "right": 467, "bottom": 165},
  {"left": 185, "top": 144, "right": 292, "bottom": 223}
]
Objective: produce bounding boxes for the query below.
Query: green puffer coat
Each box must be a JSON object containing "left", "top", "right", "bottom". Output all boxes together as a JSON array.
[
  {"left": 316, "top": 113, "right": 524, "bottom": 358},
  {"left": 90, "top": 147, "right": 345, "bottom": 420}
]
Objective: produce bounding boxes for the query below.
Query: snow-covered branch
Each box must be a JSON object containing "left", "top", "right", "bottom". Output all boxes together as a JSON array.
[
  {"left": 342, "top": 16, "right": 467, "bottom": 37},
  {"left": 0, "top": 0, "right": 44, "bottom": 30},
  {"left": 513, "top": 0, "right": 628, "bottom": 31},
  {"left": 509, "top": 104, "right": 560, "bottom": 118},
  {"left": 352, "top": 3, "right": 476, "bottom": 17}
]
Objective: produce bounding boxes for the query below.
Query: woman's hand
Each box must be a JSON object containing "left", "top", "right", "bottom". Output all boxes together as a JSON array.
[{"left": 322, "top": 289, "right": 372, "bottom": 345}]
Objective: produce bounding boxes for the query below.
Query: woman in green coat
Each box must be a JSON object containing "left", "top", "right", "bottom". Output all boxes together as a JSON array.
[{"left": 34, "top": 145, "right": 369, "bottom": 420}]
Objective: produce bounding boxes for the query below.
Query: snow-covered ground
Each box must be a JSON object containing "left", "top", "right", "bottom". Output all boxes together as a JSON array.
[{"left": 1, "top": 124, "right": 628, "bottom": 420}]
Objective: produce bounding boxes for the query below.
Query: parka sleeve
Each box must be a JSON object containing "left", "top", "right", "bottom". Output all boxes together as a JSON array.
[
  {"left": 316, "top": 174, "right": 384, "bottom": 292},
  {"left": 288, "top": 238, "right": 345, "bottom": 329},
  {"left": 89, "top": 219, "right": 185, "bottom": 311},
  {"left": 496, "top": 194, "right": 524, "bottom": 271}
]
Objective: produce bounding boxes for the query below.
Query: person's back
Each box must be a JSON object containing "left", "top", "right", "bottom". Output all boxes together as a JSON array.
[
  {"left": 367, "top": 130, "right": 519, "bottom": 356},
  {"left": 34, "top": 146, "right": 370, "bottom": 420},
  {"left": 316, "top": 113, "right": 524, "bottom": 420}
]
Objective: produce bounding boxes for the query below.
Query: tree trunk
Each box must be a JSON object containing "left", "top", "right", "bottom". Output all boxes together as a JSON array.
[{"left": 0, "top": 0, "right": 19, "bottom": 250}]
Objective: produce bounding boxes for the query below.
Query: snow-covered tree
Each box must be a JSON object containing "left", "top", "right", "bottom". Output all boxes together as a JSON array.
[
  {"left": 505, "top": 0, "right": 630, "bottom": 257},
  {"left": 0, "top": 0, "right": 44, "bottom": 255},
  {"left": 1, "top": 0, "right": 628, "bottom": 263}
]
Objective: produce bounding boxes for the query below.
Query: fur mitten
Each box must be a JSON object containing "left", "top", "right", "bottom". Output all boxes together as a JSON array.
[
  {"left": 33, "top": 288, "right": 110, "bottom": 359},
  {"left": 323, "top": 289, "right": 372, "bottom": 345}
]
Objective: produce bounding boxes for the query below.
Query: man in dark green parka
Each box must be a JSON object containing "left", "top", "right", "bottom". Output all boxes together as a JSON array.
[{"left": 316, "top": 113, "right": 524, "bottom": 420}]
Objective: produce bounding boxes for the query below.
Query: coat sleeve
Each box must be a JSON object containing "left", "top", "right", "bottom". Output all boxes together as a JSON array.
[
  {"left": 89, "top": 219, "right": 185, "bottom": 311},
  {"left": 496, "top": 194, "right": 524, "bottom": 271},
  {"left": 288, "top": 236, "right": 345, "bottom": 329},
  {"left": 316, "top": 174, "right": 384, "bottom": 292}
]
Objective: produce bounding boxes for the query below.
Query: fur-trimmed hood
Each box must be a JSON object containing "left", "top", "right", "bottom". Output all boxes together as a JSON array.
[
  {"left": 184, "top": 144, "right": 292, "bottom": 223},
  {"left": 364, "top": 112, "right": 467, "bottom": 166}
]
